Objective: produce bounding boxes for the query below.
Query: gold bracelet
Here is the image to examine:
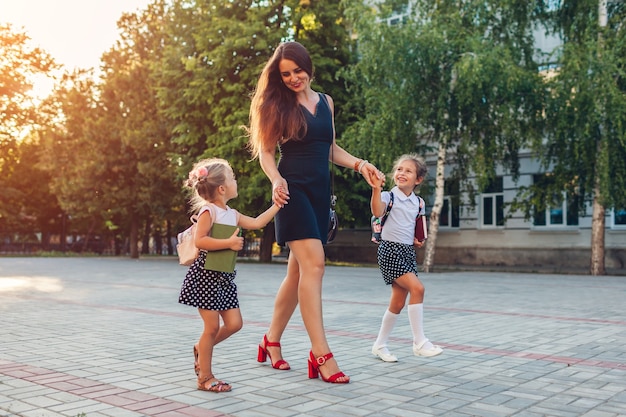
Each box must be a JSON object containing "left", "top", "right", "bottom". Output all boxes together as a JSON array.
[{"left": 353, "top": 159, "right": 362, "bottom": 172}]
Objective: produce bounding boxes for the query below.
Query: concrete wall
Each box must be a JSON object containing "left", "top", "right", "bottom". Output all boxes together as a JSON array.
[{"left": 324, "top": 229, "right": 626, "bottom": 275}]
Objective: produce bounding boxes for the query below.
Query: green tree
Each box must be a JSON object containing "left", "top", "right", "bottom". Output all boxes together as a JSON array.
[
  {"left": 519, "top": 0, "right": 626, "bottom": 275},
  {"left": 39, "top": 70, "right": 113, "bottom": 234},
  {"left": 155, "top": 0, "right": 356, "bottom": 260},
  {"left": 39, "top": 2, "right": 182, "bottom": 258},
  {"left": 99, "top": 0, "right": 181, "bottom": 258},
  {"left": 0, "top": 24, "right": 57, "bottom": 241},
  {"left": 342, "top": 0, "right": 544, "bottom": 271},
  {"left": 38, "top": 71, "right": 116, "bottom": 248},
  {"left": 155, "top": 0, "right": 291, "bottom": 261},
  {"left": 6, "top": 135, "right": 65, "bottom": 249}
]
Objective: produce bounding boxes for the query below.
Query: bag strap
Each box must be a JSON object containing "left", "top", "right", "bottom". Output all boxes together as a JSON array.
[
  {"left": 320, "top": 93, "right": 336, "bottom": 210},
  {"left": 192, "top": 205, "right": 216, "bottom": 227},
  {"left": 379, "top": 192, "right": 394, "bottom": 227},
  {"left": 417, "top": 196, "right": 425, "bottom": 219},
  {"left": 380, "top": 193, "right": 425, "bottom": 226}
]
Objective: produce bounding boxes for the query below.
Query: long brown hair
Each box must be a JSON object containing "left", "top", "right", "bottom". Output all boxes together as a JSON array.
[{"left": 247, "top": 42, "right": 314, "bottom": 159}]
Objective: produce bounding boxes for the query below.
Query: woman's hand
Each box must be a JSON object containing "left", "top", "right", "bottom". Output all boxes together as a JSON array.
[
  {"left": 361, "top": 162, "right": 385, "bottom": 188},
  {"left": 272, "top": 177, "right": 290, "bottom": 208}
]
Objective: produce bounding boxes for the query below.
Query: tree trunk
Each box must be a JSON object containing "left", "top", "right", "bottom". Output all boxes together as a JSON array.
[
  {"left": 130, "top": 215, "right": 139, "bottom": 259},
  {"left": 41, "top": 230, "right": 51, "bottom": 251},
  {"left": 590, "top": 175, "right": 606, "bottom": 275},
  {"left": 422, "top": 139, "right": 447, "bottom": 273},
  {"left": 166, "top": 220, "right": 173, "bottom": 255},
  {"left": 259, "top": 223, "right": 275, "bottom": 263},
  {"left": 60, "top": 213, "right": 67, "bottom": 251},
  {"left": 591, "top": 0, "right": 607, "bottom": 276},
  {"left": 154, "top": 227, "right": 163, "bottom": 255},
  {"left": 82, "top": 220, "right": 97, "bottom": 253},
  {"left": 142, "top": 216, "right": 151, "bottom": 254}
]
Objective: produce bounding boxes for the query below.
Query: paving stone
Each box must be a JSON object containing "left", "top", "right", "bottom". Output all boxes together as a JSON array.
[{"left": 0, "top": 258, "right": 625, "bottom": 417}]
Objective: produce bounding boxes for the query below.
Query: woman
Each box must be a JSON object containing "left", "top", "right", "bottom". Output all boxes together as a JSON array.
[{"left": 247, "top": 41, "right": 382, "bottom": 384}]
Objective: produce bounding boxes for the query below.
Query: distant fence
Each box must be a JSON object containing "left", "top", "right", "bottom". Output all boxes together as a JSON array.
[{"left": 0, "top": 237, "right": 262, "bottom": 259}]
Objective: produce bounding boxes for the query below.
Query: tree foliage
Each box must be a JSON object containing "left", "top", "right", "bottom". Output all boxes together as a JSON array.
[
  {"left": 4, "top": 1, "right": 360, "bottom": 256},
  {"left": 155, "top": 0, "right": 291, "bottom": 212},
  {"left": 38, "top": 71, "right": 114, "bottom": 239},
  {"left": 38, "top": 2, "right": 181, "bottom": 256},
  {"left": 341, "top": 0, "right": 545, "bottom": 270},
  {"left": 0, "top": 24, "right": 58, "bottom": 239},
  {"left": 519, "top": 0, "right": 626, "bottom": 213},
  {"left": 153, "top": 0, "right": 360, "bottom": 262},
  {"left": 155, "top": 0, "right": 356, "bottom": 218},
  {"left": 99, "top": 0, "right": 181, "bottom": 256},
  {"left": 0, "top": 24, "right": 56, "bottom": 142},
  {"left": 342, "top": 0, "right": 543, "bottom": 184},
  {"left": 515, "top": 0, "right": 626, "bottom": 275}
]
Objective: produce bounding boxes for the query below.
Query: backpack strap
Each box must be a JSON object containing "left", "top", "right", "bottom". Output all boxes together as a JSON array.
[
  {"left": 379, "top": 192, "right": 394, "bottom": 227},
  {"left": 416, "top": 196, "right": 425, "bottom": 219},
  {"left": 380, "top": 193, "right": 425, "bottom": 225}
]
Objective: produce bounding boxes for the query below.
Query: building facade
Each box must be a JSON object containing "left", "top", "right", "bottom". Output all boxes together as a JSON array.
[
  {"left": 424, "top": 151, "right": 626, "bottom": 274},
  {"left": 326, "top": 1, "right": 626, "bottom": 275}
]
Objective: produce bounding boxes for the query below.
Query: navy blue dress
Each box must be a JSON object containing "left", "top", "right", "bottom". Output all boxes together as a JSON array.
[{"left": 275, "top": 93, "right": 333, "bottom": 246}]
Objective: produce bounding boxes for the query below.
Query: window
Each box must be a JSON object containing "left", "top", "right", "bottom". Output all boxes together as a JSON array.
[
  {"left": 440, "top": 180, "right": 460, "bottom": 228},
  {"left": 532, "top": 174, "right": 579, "bottom": 227},
  {"left": 440, "top": 197, "right": 459, "bottom": 228},
  {"left": 546, "top": 0, "right": 560, "bottom": 12},
  {"left": 481, "top": 177, "right": 504, "bottom": 227},
  {"left": 379, "top": 3, "right": 411, "bottom": 26},
  {"left": 612, "top": 208, "right": 626, "bottom": 228}
]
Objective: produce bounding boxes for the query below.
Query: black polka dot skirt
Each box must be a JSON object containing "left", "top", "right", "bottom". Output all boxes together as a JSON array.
[
  {"left": 377, "top": 240, "right": 418, "bottom": 285},
  {"left": 178, "top": 250, "right": 239, "bottom": 310}
]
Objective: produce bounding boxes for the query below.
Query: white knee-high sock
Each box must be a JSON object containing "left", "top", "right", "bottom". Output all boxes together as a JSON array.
[
  {"left": 373, "top": 309, "right": 399, "bottom": 349},
  {"left": 407, "top": 303, "right": 427, "bottom": 346}
]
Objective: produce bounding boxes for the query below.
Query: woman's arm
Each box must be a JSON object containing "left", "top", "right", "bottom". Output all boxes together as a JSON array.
[
  {"left": 325, "top": 94, "right": 383, "bottom": 187},
  {"left": 330, "top": 141, "right": 383, "bottom": 187},
  {"left": 259, "top": 147, "right": 290, "bottom": 207}
]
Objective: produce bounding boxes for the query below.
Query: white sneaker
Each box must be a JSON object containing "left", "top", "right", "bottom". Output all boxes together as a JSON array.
[
  {"left": 413, "top": 339, "right": 443, "bottom": 357},
  {"left": 372, "top": 345, "right": 398, "bottom": 362}
]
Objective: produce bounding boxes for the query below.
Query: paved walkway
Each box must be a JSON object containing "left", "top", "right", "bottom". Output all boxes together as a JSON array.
[{"left": 0, "top": 257, "right": 625, "bottom": 417}]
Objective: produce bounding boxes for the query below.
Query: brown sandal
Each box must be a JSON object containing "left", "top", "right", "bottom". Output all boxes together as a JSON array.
[{"left": 197, "top": 375, "right": 232, "bottom": 392}]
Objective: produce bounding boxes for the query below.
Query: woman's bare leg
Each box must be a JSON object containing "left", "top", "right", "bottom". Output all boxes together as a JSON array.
[
  {"left": 289, "top": 238, "right": 349, "bottom": 382},
  {"left": 264, "top": 251, "right": 300, "bottom": 364}
]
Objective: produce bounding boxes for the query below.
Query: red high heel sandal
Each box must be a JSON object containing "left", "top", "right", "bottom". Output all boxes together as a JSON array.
[
  {"left": 257, "top": 335, "right": 290, "bottom": 370},
  {"left": 307, "top": 351, "right": 349, "bottom": 384}
]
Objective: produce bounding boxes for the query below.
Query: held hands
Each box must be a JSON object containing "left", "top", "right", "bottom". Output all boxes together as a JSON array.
[
  {"left": 228, "top": 228, "right": 244, "bottom": 251},
  {"left": 369, "top": 168, "right": 386, "bottom": 190},
  {"left": 272, "top": 177, "right": 290, "bottom": 208},
  {"left": 360, "top": 162, "right": 385, "bottom": 188}
]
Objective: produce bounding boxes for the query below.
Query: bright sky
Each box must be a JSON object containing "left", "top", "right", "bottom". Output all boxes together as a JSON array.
[{"left": 1, "top": 0, "right": 152, "bottom": 71}]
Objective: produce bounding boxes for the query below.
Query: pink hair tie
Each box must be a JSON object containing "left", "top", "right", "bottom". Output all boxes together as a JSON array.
[{"left": 196, "top": 167, "right": 208, "bottom": 178}]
